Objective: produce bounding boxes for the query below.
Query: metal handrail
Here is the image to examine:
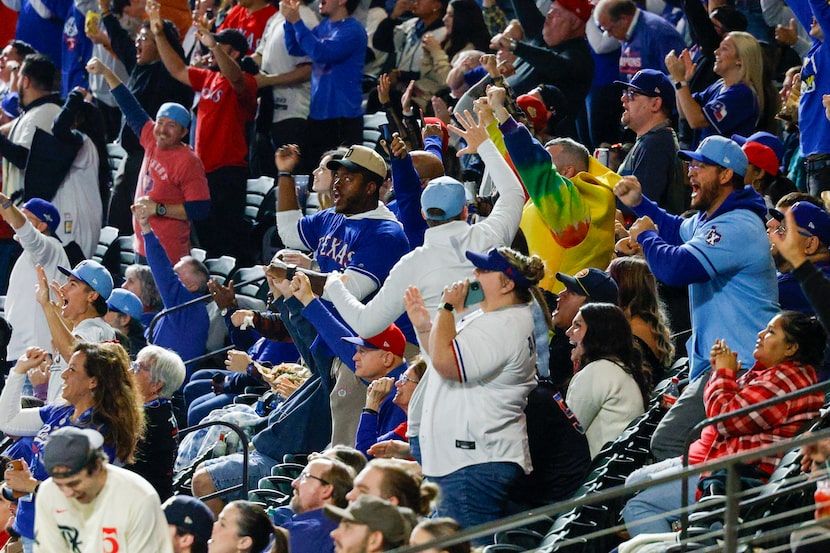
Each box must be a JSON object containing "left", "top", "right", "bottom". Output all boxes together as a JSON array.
[
  {"left": 146, "top": 274, "right": 267, "bottom": 364},
  {"left": 178, "top": 420, "right": 250, "bottom": 501},
  {"left": 679, "top": 378, "right": 830, "bottom": 551},
  {"left": 386, "top": 427, "right": 830, "bottom": 553}
]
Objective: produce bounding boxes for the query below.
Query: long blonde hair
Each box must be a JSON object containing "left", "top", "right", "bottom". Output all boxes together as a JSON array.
[{"left": 729, "top": 31, "right": 765, "bottom": 117}]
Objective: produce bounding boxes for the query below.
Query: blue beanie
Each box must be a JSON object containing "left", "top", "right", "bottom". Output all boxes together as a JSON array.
[{"left": 156, "top": 102, "right": 190, "bottom": 128}]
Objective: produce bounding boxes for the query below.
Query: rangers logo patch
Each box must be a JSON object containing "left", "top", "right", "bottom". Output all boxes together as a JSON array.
[
  {"left": 710, "top": 101, "right": 728, "bottom": 122},
  {"left": 705, "top": 226, "right": 722, "bottom": 246}
]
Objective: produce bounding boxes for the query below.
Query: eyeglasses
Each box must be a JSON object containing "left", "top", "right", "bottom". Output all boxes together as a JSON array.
[
  {"left": 297, "top": 471, "right": 330, "bottom": 486},
  {"left": 772, "top": 222, "right": 813, "bottom": 239},
  {"left": 622, "top": 89, "right": 645, "bottom": 100},
  {"left": 130, "top": 361, "right": 150, "bottom": 373},
  {"left": 687, "top": 162, "right": 724, "bottom": 173},
  {"left": 398, "top": 374, "right": 419, "bottom": 386}
]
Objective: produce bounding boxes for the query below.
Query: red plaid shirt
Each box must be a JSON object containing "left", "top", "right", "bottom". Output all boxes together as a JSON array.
[{"left": 702, "top": 361, "right": 824, "bottom": 476}]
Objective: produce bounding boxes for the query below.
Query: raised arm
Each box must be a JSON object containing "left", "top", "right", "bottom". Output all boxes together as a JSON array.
[
  {"left": 146, "top": 0, "right": 190, "bottom": 86},
  {"left": 193, "top": 14, "right": 249, "bottom": 95}
]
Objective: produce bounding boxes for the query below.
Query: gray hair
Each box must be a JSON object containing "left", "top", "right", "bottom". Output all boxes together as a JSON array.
[
  {"left": 544, "top": 137, "right": 591, "bottom": 173},
  {"left": 125, "top": 264, "right": 163, "bottom": 312},
  {"left": 137, "top": 345, "right": 186, "bottom": 399}
]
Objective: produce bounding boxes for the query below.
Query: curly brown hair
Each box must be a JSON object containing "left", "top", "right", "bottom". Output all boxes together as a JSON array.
[{"left": 76, "top": 342, "right": 146, "bottom": 463}]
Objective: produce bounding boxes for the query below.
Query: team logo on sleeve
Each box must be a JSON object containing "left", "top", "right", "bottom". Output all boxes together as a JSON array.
[
  {"left": 705, "top": 226, "right": 722, "bottom": 246},
  {"left": 710, "top": 101, "right": 728, "bottom": 122}
]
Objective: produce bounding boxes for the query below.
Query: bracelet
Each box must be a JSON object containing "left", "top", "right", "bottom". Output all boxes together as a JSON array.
[
  {"left": 1, "top": 200, "right": 11, "bottom": 210},
  {"left": 362, "top": 408, "right": 379, "bottom": 416},
  {"left": 33, "top": 482, "right": 40, "bottom": 495},
  {"left": 277, "top": 171, "right": 293, "bottom": 179}
]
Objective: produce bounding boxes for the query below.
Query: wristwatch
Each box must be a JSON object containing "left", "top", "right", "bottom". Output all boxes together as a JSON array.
[
  {"left": 439, "top": 302, "right": 455, "bottom": 312},
  {"left": 155, "top": 203, "right": 167, "bottom": 216},
  {"left": 674, "top": 81, "right": 687, "bottom": 90}
]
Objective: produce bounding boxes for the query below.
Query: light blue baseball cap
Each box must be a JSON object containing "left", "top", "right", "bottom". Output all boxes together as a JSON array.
[
  {"left": 106, "top": 289, "right": 144, "bottom": 319},
  {"left": 156, "top": 102, "right": 190, "bottom": 129},
  {"left": 58, "top": 259, "right": 113, "bottom": 300},
  {"left": 678, "top": 135, "right": 748, "bottom": 177},
  {"left": 421, "top": 176, "right": 466, "bottom": 221}
]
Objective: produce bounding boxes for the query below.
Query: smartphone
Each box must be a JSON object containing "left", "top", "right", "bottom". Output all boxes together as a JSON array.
[
  {"left": 378, "top": 123, "right": 393, "bottom": 144},
  {"left": 464, "top": 280, "right": 484, "bottom": 307},
  {"left": 206, "top": 7, "right": 214, "bottom": 19}
]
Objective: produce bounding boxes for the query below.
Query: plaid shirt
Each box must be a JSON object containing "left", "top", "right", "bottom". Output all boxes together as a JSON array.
[{"left": 702, "top": 361, "right": 824, "bottom": 476}]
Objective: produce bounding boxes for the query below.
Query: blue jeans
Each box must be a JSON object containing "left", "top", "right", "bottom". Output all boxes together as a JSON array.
[
  {"left": 622, "top": 476, "right": 698, "bottom": 537},
  {"left": 22, "top": 536, "right": 33, "bottom": 553},
  {"left": 203, "top": 450, "right": 278, "bottom": 502},
  {"left": 430, "top": 462, "right": 522, "bottom": 545}
]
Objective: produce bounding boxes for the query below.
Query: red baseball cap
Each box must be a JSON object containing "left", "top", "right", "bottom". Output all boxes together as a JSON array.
[{"left": 342, "top": 324, "right": 406, "bottom": 358}]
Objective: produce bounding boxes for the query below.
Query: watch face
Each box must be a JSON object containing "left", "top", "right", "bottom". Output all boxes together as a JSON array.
[{"left": 157, "top": 204, "right": 167, "bottom": 216}]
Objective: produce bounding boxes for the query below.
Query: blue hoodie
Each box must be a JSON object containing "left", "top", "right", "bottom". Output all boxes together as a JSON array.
[{"left": 633, "top": 186, "right": 778, "bottom": 379}]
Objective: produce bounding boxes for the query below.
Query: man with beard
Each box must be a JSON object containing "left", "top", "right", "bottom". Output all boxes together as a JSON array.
[
  {"left": 0, "top": 54, "right": 61, "bottom": 199},
  {"left": 615, "top": 135, "right": 778, "bottom": 461},
  {"left": 279, "top": 458, "right": 355, "bottom": 553},
  {"left": 98, "top": 7, "right": 194, "bottom": 235},
  {"left": 615, "top": 69, "right": 684, "bottom": 214},
  {"left": 149, "top": 0, "right": 257, "bottom": 261},
  {"left": 86, "top": 57, "right": 210, "bottom": 265}
]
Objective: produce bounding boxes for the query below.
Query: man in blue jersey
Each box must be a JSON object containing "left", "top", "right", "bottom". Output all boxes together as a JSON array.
[
  {"left": 274, "top": 144, "right": 409, "bottom": 304},
  {"left": 615, "top": 135, "right": 778, "bottom": 460},
  {"left": 281, "top": 0, "right": 367, "bottom": 169},
  {"left": 594, "top": 0, "right": 686, "bottom": 82}
]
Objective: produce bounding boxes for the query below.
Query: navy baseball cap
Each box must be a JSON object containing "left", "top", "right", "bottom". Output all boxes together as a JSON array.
[
  {"left": 106, "top": 289, "right": 143, "bottom": 319},
  {"left": 555, "top": 268, "right": 619, "bottom": 304},
  {"left": 58, "top": 259, "right": 113, "bottom": 300},
  {"left": 678, "top": 135, "right": 748, "bottom": 177},
  {"left": 769, "top": 202, "right": 830, "bottom": 246},
  {"left": 163, "top": 496, "right": 215, "bottom": 545},
  {"left": 22, "top": 198, "right": 61, "bottom": 238},
  {"left": 465, "top": 247, "right": 535, "bottom": 288},
  {"left": 214, "top": 28, "right": 249, "bottom": 55},
  {"left": 614, "top": 69, "right": 676, "bottom": 113},
  {"left": 421, "top": 176, "right": 466, "bottom": 221}
]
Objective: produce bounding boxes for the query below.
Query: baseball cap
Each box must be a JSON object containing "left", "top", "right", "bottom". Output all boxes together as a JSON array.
[
  {"left": 214, "top": 28, "right": 249, "bottom": 55},
  {"left": 342, "top": 324, "right": 406, "bottom": 358},
  {"left": 156, "top": 102, "right": 190, "bottom": 129},
  {"left": 327, "top": 145, "right": 388, "bottom": 181},
  {"left": 324, "top": 495, "right": 413, "bottom": 545},
  {"left": 22, "top": 198, "right": 61, "bottom": 237},
  {"left": 58, "top": 259, "right": 114, "bottom": 300},
  {"left": 769, "top": 202, "right": 830, "bottom": 246},
  {"left": 162, "top": 496, "right": 215, "bottom": 544},
  {"left": 106, "top": 289, "right": 143, "bottom": 319},
  {"left": 732, "top": 131, "right": 784, "bottom": 175},
  {"left": 556, "top": 0, "right": 594, "bottom": 22},
  {"left": 614, "top": 69, "right": 676, "bottom": 113},
  {"left": 555, "top": 268, "right": 619, "bottom": 304},
  {"left": 517, "top": 94, "right": 551, "bottom": 133},
  {"left": 465, "top": 247, "right": 535, "bottom": 288},
  {"left": 678, "top": 135, "right": 748, "bottom": 177},
  {"left": 43, "top": 427, "right": 104, "bottom": 477},
  {"left": 421, "top": 176, "right": 466, "bottom": 221}
]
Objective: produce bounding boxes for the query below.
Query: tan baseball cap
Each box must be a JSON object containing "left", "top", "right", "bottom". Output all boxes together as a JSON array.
[{"left": 326, "top": 145, "right": 387, "bottom": 180}]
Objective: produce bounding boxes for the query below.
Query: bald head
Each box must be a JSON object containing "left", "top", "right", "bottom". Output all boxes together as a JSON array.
[{"left": 410, "top": 151, "right": 445, "bottom": 188}]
